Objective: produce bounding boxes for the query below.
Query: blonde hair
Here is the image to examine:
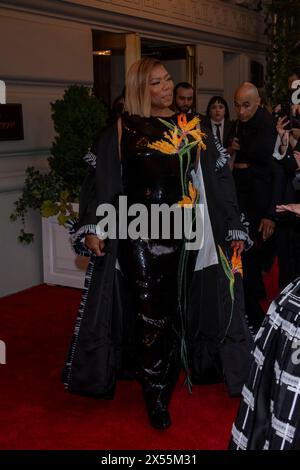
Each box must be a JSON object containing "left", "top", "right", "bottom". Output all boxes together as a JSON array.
[{"left": 124, "top": 58, "right": 162, "bottom": 117}]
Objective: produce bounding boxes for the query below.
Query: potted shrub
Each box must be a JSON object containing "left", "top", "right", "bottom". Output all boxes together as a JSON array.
[{"left": 10, "top": 84, "right": 108, "bottom": 286}]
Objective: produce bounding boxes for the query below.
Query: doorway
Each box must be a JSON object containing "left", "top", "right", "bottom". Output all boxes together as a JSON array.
[
  {"left": 141, "top": 39, "right": 196, "bottom": 90},
  {"left": 92, "top": 31, "right": 140, "bottom": 108},
  {"left": 92, "top": 31, "right": 196, "bottom": 113}
]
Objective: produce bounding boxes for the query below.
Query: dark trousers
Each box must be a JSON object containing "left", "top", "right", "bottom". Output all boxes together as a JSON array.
[
  {"left": 121, "top": 238, "right": 181, "bottom": 410},
  {"left": 242, "top": 246, "right": 266, "bottom": 333},
  {"left": 233, "top": 168, "right": 267, "bottom": 333}
]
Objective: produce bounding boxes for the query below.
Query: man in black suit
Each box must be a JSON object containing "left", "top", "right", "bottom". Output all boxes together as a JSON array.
[{"left": 232, "top": 82, "right": 282, "bottom": 333}]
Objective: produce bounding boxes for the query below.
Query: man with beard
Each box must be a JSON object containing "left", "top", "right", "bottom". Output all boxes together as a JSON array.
[{"left": 174, "top": 82, "right": 195, "bottom": 114}]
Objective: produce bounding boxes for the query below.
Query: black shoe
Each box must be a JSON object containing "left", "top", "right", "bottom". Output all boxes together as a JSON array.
[{"left": 148, "top": 406, "right": 171, "bottom": 430}]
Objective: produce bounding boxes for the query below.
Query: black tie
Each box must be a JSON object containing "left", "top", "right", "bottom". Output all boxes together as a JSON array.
[{"left": 215, "top": 123, "right": 222, "bottom": 143}]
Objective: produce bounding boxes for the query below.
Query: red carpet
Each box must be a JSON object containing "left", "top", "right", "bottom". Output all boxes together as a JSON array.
[{"left": 0, "top": 262, "right": 278, "bottom": 450}]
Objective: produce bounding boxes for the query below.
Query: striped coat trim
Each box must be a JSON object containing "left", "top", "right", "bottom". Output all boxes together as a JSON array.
[
  {"left": 63, "top": 256, "right": 96, "bottom": 389},
  {"left": 225, "top": 229, "right": 253, "bottom": 250},
  {"left": 71, "top": 223, "right": 98, "bottom": 257},
  {"left": 83, "top": 149, "right": 96, "bottom": 168},
  {"left": 214, "top": 135, "right": 231, "bottom": 171}
]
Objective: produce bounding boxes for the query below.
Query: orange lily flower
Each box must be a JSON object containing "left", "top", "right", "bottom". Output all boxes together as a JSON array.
[
  {"left": 148, "top": 139, "right": 179, "bottom": 155},
  {"left": 178, "top": 181, "right": 198, "bottom": 207},
  {"left": 177, "top": 114, "right": 200, "bottom": 133},
  {"left": 189, "top": 129, "right": 207, "bottom": 151},
  {"left": 231, "top": 248, "right": 243, "bottom": 276},
  {"left": 177, "top": 114, "right": 207, "bottom": 151},
  {"left": 163, "top": 128, "right": 184, "bottom": 149}
]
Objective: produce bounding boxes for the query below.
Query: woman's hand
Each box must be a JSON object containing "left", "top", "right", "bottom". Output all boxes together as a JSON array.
[
  {"left": 258, "top": 218, "right": 275, "bottom": 241},
  {"left": 291, "top": 128, "right": 300, "bottom": 141},
  {"left": 85, "top": 234, "right": 105, "bottom": 256},
  {"left": 292, "top": 104, "right": 300, "bottom": 117},
  {"left": 231, "top": 240, "right": 244, "bottom": 256},
  {"left": 274, "top": 104, "right": 281, "bottom": 114},
  {"left": 276, "top": 117, "right": 290, "bottom": 151},
  {"left": 294, "top": 150, "right": 300, "bottom": 168},
  {"left": 276, "top": 116, "right": 290, "bottom": 137},
  {"left": 276, "top": 203, "right": 300, "bottom": 217},
  {"left": 227, "top": 137, "right": 240, "bottom": 156},
  {"left": 276, "top": 116, "right": 291, "bottom": 153}
]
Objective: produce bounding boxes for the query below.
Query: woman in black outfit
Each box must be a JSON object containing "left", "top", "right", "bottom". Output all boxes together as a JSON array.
[{"left": 62, "top": 58, "right": 253, "bottom": 430}]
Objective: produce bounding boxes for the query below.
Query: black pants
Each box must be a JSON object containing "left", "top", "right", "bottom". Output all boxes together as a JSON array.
[
  {"left": 121, "top": 238, "right": 182, "bottom": 409},
  {"left": 233, "top": 168, "right": 267, "bottom": 333}
]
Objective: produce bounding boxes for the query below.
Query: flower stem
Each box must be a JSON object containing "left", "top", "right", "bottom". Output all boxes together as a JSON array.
[
  {"left": 179, "top": 154, "right": 185, "bottom": 197},
  {"left": 184, "top": 148, "right": 191, "bottom": 195}
]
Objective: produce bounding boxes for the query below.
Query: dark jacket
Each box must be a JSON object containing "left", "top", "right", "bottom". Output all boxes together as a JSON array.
[
  {"left": 201, "top": 117, "right": 235, "bottom": 148},
  {"left": 234, "top": 106, "right": 283, "bottom": 222},
  {"left": 62, "top": 122, "right": 253, "bottom": 398}
]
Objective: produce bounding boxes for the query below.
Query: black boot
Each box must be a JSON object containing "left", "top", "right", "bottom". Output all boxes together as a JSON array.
[
  {"left": 148, "top": 402, "right": 171, "bottom": 430},
  {"left": 143, "top": 386, "right": 171, "bottom": 430}
]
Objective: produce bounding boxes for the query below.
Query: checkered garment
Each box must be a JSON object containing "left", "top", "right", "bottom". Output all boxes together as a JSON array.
[{"left": 230, "top": 277, "right": 300, "bottom": 450}]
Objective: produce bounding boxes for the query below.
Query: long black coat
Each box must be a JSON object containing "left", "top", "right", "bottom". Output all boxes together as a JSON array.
[{"left": 62, "top": 122, "right": 253, "bottom": 398}]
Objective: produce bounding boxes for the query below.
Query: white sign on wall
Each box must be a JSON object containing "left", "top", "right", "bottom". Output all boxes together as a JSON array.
[
  {"left": 0, "top": 80, "right": 6, "bottom": 104},
  {"left": 0, "top": 340, "right": 6, "bottom": 364}
]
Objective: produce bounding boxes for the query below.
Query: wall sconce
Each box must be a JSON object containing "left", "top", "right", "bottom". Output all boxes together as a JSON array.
[{"left": 93, "top": 50, "right": 112, "bottom": 56}]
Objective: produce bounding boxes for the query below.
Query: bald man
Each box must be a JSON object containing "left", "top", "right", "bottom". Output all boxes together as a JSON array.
[
  {"left": 234, "top": 82, "right": 260, "bottom": 122},
  {"left": 232, "top": 82, "right": 282, "bottom": 333}
]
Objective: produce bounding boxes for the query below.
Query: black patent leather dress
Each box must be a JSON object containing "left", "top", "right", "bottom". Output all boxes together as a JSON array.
[{"left": 120, "top": 113, "right": 196, "bottom": 409}]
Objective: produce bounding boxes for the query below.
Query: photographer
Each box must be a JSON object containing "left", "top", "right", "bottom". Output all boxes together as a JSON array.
[
  {"left": 273, "top": 104, "right": 300, "bottom": 286},
  {"left": 273, "top": 68, "right": 300, "bottom": 122}
]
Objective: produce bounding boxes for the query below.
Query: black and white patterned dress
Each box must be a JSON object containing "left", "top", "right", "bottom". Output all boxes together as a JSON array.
[{"left": 230, "top": 277, "right": 300, "bottom": 450}]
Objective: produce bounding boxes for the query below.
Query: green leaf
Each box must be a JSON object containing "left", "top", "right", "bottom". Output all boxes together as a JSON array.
[
  {"left": 229, "top": 279, "right": 235, "bottom": 303},
  {"left": 158, "top": 118, "right": 176, "bottom": 131},
  {"left": 60, "top": 190, "right": 70, "bottom": 201},
  {"left": 18, "top": 230, "right": 34, "bottom": 245},
  {"left": 41, "top": 200, "right": 60, "bottom": 218},
  {"left": 178, "top": 140, "right": 198, "bottom": 157},
  {"left": 57, "top": 213, "right": 70, "bottom": 225},
  {"left": 218, "top": 245, "right": 234, "bottom": 283}
]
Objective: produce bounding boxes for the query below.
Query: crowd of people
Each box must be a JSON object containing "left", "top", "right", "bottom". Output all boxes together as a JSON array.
[{"left": 61, "top": 57, "right": 300, "bottom": 448}]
